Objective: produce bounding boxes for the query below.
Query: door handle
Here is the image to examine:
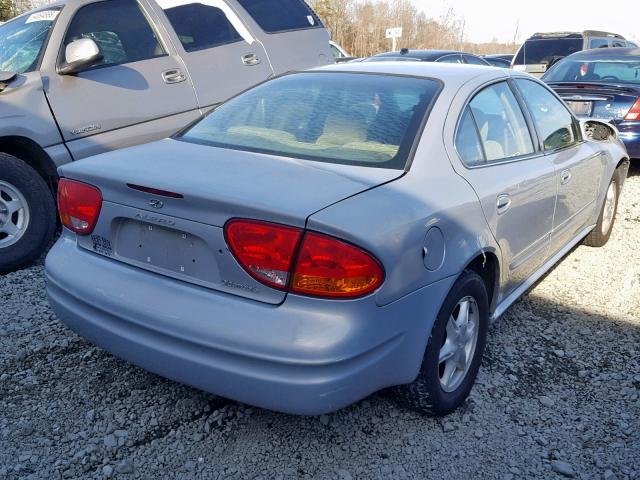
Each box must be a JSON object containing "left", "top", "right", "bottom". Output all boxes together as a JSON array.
[
  {"left": 162, "top": 69, "right": 186, "bottom": 84},
  {"left": 560, "top": 169, "right": 572, "bottom": 185},
  {"left": 496, "top": 194, "right": 511, "bottom": 214},
  {"left": 241, "top": 53, "right": 260, "bottom": 66}
]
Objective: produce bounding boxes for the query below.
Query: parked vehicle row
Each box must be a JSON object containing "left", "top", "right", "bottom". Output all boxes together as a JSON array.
[
  {"left": 0, "top": 0, "right": 334, "bottom": 272},
  {"left": 365, "top": 48, "right": 492, "bottom": 66},
  {"left": 46, "top": 61, "right": 629, "bottom": 416},
  {"left": 543, "top": 47, "right": 640, "bottom": 160},
  {"left": 512, "top": 30, "right": 636, "bottom": 77}
]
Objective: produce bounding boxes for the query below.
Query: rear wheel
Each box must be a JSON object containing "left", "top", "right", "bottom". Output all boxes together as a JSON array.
[
  {"left": 0, "top": 153, "right": 56, "bottom": 273},
  {"left": 392, "top": 270, "right": 489, "bottom": 416},
  {"left": 583, "top": 169, "right": 621, "bottom": 247}
]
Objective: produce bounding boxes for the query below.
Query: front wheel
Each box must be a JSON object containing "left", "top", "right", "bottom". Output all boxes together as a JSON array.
[
  {"left": 0, "top": 153, "right": 56, "bottom": 273},
  {"left": 392, "top": 270, "right": 489, "bottom": 416},
  {"left": 583, "top": 169, "right": 622, "bottom": 248}
]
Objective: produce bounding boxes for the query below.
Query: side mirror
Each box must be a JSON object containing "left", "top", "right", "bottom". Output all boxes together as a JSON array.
[
  {"left": 581, "top": 119, "right": 619, "bottom": 142},
  {"left": 58, "top": 38, "right": 103, "bottom": 75},
  {"left": 0, "top": 71, "right": 17, "bottom": 92}
]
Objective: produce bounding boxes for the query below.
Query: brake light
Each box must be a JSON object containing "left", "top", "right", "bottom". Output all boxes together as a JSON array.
[
  {"left": 624, "top": 98, "right": 640, "bottom": 120},
  {"left": 224, "top": 219, "right": 303, "bottom": 289},
  {"left": 291, "top": 232, "right": 384, "bottom": 298},
  {"left": 57, "top": 178, "right": 102, "bottom": 235},
  {"left": 224, "top": 219, "right": 384, "bottom": 298}
]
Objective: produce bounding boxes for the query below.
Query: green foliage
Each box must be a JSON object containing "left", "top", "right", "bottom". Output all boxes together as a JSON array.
[{"left": 0, "top": 0, "right": 32, "bottom": 22}]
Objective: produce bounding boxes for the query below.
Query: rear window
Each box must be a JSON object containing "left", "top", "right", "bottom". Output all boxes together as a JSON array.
[
  {"left": 514, "top": 38, "right": 583, "bottom": 65},
  {"left": 544, "top": 58, "right": 640, "bottom": 85},
  {"left": 236, "top": 0, "right": 323, "bottom": 33},
  {"left": 179, "top": 72, "right": 441, "bottom": 169}
]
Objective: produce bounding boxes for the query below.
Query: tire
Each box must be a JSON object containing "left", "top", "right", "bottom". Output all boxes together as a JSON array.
[
  {"left": 0, "top": 153, "right": 56, "bottom": 273},
  {"left": 583, "top": 168, "right": 622, "bottom": 248},
  {"left": 392, "top": 270, "right": 489, "bottom": 416}
]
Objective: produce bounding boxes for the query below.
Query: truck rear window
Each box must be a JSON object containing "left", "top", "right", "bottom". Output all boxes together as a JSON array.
[
  {"left": 236, "top": 0, "right": 323, "bottom": 33},
  {"left": 179, "top": 72, "right": 441, "bottom": 170},
  {"left": 514, "top": 38, "right": 582, "bottom": 65}
]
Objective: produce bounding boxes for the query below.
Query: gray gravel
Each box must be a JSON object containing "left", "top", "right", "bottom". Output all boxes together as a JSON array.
[{"left": 2, "top": 166, "right": 639, "bottom": 479}]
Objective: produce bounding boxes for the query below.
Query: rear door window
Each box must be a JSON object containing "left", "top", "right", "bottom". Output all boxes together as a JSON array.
[
  {"left": 437, "top": 54, "right": 463, "bottom": 64},
  {"left": 236, "top": 0, "right": 323, "bottom": 33},
  {"left": 63, "top": 0, "right": 166, "bottom": 68},
  {"left": 515, "top": 79, "right": 578, "bottom": 151},
  {"left": 468, "top": 82, "right": 535, "bottom": 162},
  {"left": 463, "top": 55, "right": 487, "bottom": 65},
  {"left": 455, "top": 107, "right": 485, "bottom": 166},
  {"left": 589, "top": 38, "right": 610, "bottom": 49},
  {"left": 513, "top": 38, "right": 582, "bottom": 65},
  {"left": 161, "top": 1, "right": 242, "bottom": 52}
]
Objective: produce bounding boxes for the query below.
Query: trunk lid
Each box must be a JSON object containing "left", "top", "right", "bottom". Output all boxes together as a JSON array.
[
  {"left": 548, "top": 82, "right": 640, "bottom": 120},
  {"left": 58, "top": 138, "right": 401, "bottom": 304}
]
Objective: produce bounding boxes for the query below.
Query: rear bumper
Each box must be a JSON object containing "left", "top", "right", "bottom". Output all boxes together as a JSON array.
[
  {"left": 615, "top": 121, "right": 640, "bottom": 159},
  {"left": 46, "top": 234, "right": 454, "bottom": 415}
]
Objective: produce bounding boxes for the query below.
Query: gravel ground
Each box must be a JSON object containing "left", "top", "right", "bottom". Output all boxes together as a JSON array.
[{"left": 1, "top": 166, "right": 639, "bottom": 480}]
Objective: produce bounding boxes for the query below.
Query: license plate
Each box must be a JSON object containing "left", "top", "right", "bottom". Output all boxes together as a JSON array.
[
  {"left": 116, "top": 220, "right": 216, "bottom": 282},
  {"left": 565, "top": 101, "right": 593, "bottom": 116}
]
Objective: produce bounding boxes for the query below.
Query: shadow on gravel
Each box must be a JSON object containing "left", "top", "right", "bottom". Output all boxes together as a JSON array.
[
  {"left": 1, "top": 288, "right": 639, "bottom": 479},
  {"left": 627, "top": 160, "right": 640, "bottom": 177}
]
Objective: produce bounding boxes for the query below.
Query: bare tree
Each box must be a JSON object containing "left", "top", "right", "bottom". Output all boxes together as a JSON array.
[{"left": 308, "top": 0, "right": 518, "bottom": 57}]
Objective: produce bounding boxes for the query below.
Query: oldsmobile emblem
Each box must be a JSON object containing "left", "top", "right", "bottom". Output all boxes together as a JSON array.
[{"left": 148, "top": 199, "right": 164, "bottom": 209}]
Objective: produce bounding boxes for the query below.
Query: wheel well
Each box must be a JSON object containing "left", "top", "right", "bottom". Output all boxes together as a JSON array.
[
  {"left": 616, "top": 157, "right": 630, "bottom": 169},
  {"left": 465, "top": 251, "right": 499, "bottom": 312},
  {"left": 0, "top": 136, "right": 58, "bottom": 194}
]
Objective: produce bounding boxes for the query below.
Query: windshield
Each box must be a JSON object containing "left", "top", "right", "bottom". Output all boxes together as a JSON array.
[
  {"left": 0, "top": 9, "right": 60, "bottom": 74},
  {"left": 514, "top": 38, "right": 582, "bottom": 65},
  {"left": 179, "top": 72, "right": 441, "bottom": 170},
  {"left": 544, "top": 58, "right": 640, "bottom": 84}
]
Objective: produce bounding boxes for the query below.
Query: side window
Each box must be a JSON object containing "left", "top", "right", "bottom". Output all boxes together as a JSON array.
[
  {"left": 468, "top": 82, "right": 535, "bottom": 162},
  {"left": 161, "top": 2, "right": 242, "bottom": 52},
  {"left": 438, "top": 54, "right": 463, "bottom": 64},
  {"left": 463, "top": 55, "right": 487, "bottom": 66},
  {"left": 236, "top": 0, "right": 323, "bottom": 33},
  {"left": 589, "top": 38, "right": 610, "bottom": 49},
  {"left": 515, "top": 79, "right": 578, "bottom": 151},
  {"left": 612, "top": 41, "right": 625, "bottom": 48},
  {"left": 455, "top": 107, "right": 485, "bottom": 166},
  {"left": 63, "top": 0, "right": 165, "bottom": 68}
]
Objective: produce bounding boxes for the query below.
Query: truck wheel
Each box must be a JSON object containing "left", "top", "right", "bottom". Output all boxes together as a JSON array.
[
  {"left": 0, "top": 153, "right": 56, "bottom": 273},
  {"left": 392, "top": 270, "right": 489, "bottom": 416}
]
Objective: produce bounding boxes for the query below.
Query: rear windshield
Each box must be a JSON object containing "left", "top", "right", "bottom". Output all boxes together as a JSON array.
[
  {"left": 236, "top": 0, "right": 323, "bottom": 33},
  {"left": 544, "top": 58, "right": 640, "bottom": 84},
  {"left": 514, "top": 38, "right": 582, "bottom": 65},
  {"left": 179, "top": 72, "right": 441, "bottom": 169}
]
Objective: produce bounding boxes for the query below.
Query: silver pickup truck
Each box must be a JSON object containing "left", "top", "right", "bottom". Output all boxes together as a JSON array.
[{"left": 0, "top": 0, "right": 332, "bottom": 272}]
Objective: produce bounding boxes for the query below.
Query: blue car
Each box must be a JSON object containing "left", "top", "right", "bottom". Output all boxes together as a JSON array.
[{"left": 543, "top": 48, "right": 640, "bottom": 159}]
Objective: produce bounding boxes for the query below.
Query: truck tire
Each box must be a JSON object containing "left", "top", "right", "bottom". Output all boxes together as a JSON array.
[{"left": 0, "top": 153, "right": 56, "bottom": 273}]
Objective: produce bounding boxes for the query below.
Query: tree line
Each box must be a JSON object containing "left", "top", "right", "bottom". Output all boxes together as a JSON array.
[{"left": 309, "top": 0, "right": 518, "bottom": 57}]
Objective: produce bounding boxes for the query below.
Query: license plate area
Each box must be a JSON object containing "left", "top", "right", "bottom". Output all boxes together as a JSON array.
[
  {"left": 116, "top": 219, "right": 217, "bottom": 283},
  {"left": 565, "top": 101, "right": 593, "bottom": 116}
]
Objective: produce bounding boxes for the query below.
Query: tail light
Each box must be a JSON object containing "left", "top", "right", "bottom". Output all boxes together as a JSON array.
[
  {"left": 224, "top": 220, "right": 302, "bottom": 289},
  {"left": 225, "top": 219, "right": 384, "bottom": 298},
  {"left": 57, "top": 178, "right": 102, "bottom": 235},
  {"left": 624, "top": 98, "right": 640, "bottom": 120}
]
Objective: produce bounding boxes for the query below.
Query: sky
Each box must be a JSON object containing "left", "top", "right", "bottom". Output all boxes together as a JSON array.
[{"left": 412, "top": 0, "right": 639, "bottom": 44}]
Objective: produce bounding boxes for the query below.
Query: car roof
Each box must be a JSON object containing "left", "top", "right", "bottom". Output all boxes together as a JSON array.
[
  {"left": 563, "top": 47, "right": 640, "bottom": 60},
  {"left": 371, "top": 50, "right": 466, "bottom": 61},
  {"left": 310, "top": 61, "right": 521, "bottom": 90}
]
